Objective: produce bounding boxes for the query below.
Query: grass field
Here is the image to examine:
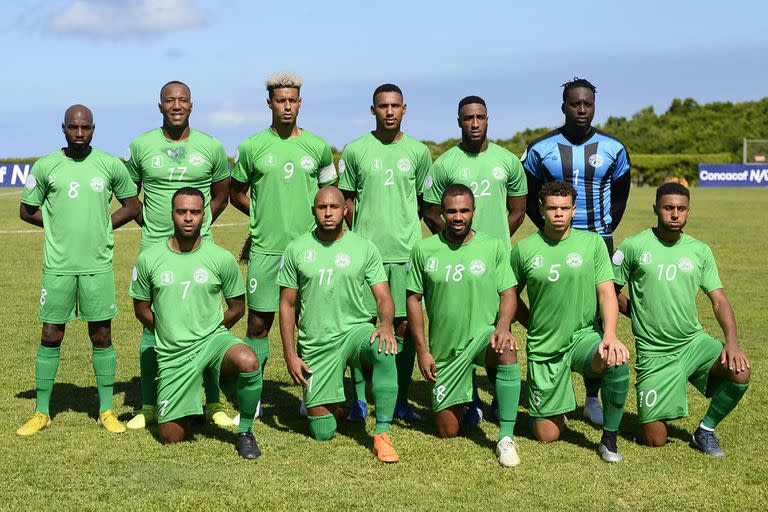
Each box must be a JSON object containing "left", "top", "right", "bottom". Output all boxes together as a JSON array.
[{"left": 1, "top": 186, "right": 766, "bottom": 511}]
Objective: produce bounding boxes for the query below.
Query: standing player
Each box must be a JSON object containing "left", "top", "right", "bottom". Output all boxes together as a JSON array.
[
  {"left": 406, "top": 184, "right": 522, "bottom": 467},
  {"left": 422, "top": 95, "right": 528, "bottom": 423},
  {"left": 613, "top": 183, "right": 750, "bottom": 456},
  {"left": 126, "top": 81, "right": 233, "bottom": 430},
  {"left": 130, "top": 187, "right": 263, "bottom": 459},
  {"left": 522, "top": 78, "right": 632, "bottom": 426},
  {"left": 338, "top": 83, "right": 432, "bottom": 423},
  {"left": 230, "top": 72, "right": 337, "bottom": 420},
  {"left": 278, "top": 187, "right": 400, "bottom": 463},
  {"left": 17, "top": 104, "right": 139, "bottom": 436},
  {"left": 511, "top": 181, "right": 629, "bottom": 463}
]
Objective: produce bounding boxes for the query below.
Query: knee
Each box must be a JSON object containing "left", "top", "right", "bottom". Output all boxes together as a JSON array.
[
  {"left": 730, "top": 368, "right": 751, "bottom": 385},
  {"left": 41, "top": 325, "right": 64, "bottom": 347},
  {"left": 640, "top": 424, "right": 667, "bottom": 447},
  {"left": 436, "top": 423, "right": 459, "bottom": 439},
  {"left": 237, "top": 351, "right": 260, "bottom": 374},
  {"left": 307, "top": 413, "right": 337, "bottom": 441},
  {"left": 534, "top": 428, "right": 561, "bottom": 444},
  {"left": 497, "top": 346, "right": 518, "bottom": 365},
  {"left": 159, "top": 426, "right": 185, "bottom": 444},
  {"left": 90, "top": 336, "right": 112, "bottom": 349}
]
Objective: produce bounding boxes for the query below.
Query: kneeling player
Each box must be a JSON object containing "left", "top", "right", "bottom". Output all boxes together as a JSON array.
[
  {"left": 406, "top": 184, "right": 522, "bottom": 467},
  {"left": 613, "top": 183, "right": 750, "bottom": 456},
  {"left": 512, "top": 181, "right": 629, "bottom": 463},
  {"left": 130, "top": 187, "right": 263, "bottom": 459},
  {"left": 278, "top": 186, "right": 400, "bottom": 463}
]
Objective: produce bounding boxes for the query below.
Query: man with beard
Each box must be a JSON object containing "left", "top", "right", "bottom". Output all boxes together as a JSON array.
[
  {"left": 130, "top": 187, "right": 263, "bottom": 459},
  {"left": 277, "top": 186, "right": 400, "bottom": 463},
  {"left": 406, "top": 184, "right": 522, "bottom": 467},
  {"left": 613, "top": 183, "right": 750, "bottom": 456}
]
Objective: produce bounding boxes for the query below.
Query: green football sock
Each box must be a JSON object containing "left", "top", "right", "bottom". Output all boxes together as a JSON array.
[
  {"left": 395, "top": 335, "right": 415, "bottom": 401},
  {"left": 702, "top": 379, "right": 749, "bottom": 429},
  {"left": 235, "top": 370, "right": 263, "bottom": 434},
  {"left": 351, "top": 366, "right": 367, "bottom": 403},
  {"left": 600, "top": 363, "right": 630, "bottom": 432},
  {"left": 244, "top": 337, "right": 270, "bottom": 370},
  {"left": 203, "top": 370, "right": 222, "bottom": 405},
  {"left": 363, "top": 342, "right": 398, "bottom": 434},
  {"left": 308, "top": 413, "right": 337, "bottom": 441},
  {"left": 139, "top": 329, "right": 158, "bottom": 407},
  {"left": 34, "top": 345, "right": 61, "bottom": 416},
  {"left": 495, "top": 364, "right": 521, "bottom": 440},
  {"left": 92, "top": 345, "right": 116, "bottom": 414}
]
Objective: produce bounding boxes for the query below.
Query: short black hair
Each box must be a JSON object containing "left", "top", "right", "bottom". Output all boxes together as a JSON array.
[
  {"left": 458, "top": 95, "right": 486, "bottom": 115},
  {"left": 171, "top": 186, "right": 204, "bottom": 207},
  {"left": 372, "top": 83, "right": 403, "bottom": 104},
  {"left": 160, "top": 81, "right": 190, "bottom": 100},
  {"left": 539, "top": 180, "right": 577, "bottom": 204},
  {"left": 655, "top": 182, "right": 690, "bottom": 204},
  {"left": 562, "top": 77, "right": 596, "bottom": 102},
  {"left": 441, "top": 183, "right": 475, "bottom": 208}
]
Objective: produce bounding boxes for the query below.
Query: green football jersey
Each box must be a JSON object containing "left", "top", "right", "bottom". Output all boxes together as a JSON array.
[
  {"left": 232, "top": 128, "right": 337, "bottom": 255},
  {"left": 612, "top": 229, "right": 723, "bottom": 355},
  {"left": 126, "top": 128, "right": 230, "bottom": 249},
  {"left": 406, "top": 231, "right": 516, "bottom": 363},
  {"left": 21, "top": 148, "right": 137, "bottom": 275},
  {"left": 422, "top": 142, "right": 527, "bottom": 247},
  {"left": 276, "top": 230, "right": 386, "bottom": 351},
  {"left": 129, "top": 239, "right": 246, "bottom": 364},
  {"left": 511, "top": 229, "right": 613, "bottom": 361},
  {"left": 338, "top": 133, "right": 432, "bottom": 262}
]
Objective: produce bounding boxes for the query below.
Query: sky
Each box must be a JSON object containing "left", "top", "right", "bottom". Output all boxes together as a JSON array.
[{"left": 1, "top": 0, "right": 767, "bottom": 158}]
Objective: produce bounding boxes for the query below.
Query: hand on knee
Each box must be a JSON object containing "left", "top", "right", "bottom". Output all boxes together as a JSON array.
[{"left": 731, "top": 367, "right": 751, "bottom": 385}]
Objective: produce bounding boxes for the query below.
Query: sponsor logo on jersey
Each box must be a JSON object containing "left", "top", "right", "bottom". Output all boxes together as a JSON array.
[
  {"left": 165, "top": 147, "right": 185, "bottom": 162},
  {"left": 160, "top": 271, "right": 174, "bottom": 285},
  {"left": 338, "top": 159, "right": 346, "bottom": 174},
  {"left": 492, "top": 167, "right": 506, "bottom": 180},
  {"left": 459, "top": 168, "right": 470, "bottom": 179},
  {"left": 265, "top": 154, "right": 276, "bottom": 166},
  {"left": 300, "top": 156, "right": 315, "bottom": 170},
  {"left": 678, "top": 257, "right": 694, "bottom": 273},
  {"left": 531, "top": 255, "right": 543, "bottom": 269},
  {"left": 334, "top": 253, "right": 351, "bottom": 268},
  {"left": 566, "top": 252, "right": 583, "bottom": 268},
  {"left": 469, "top": 259, "right": 487, "bottom": 276},
  {"left": 640, "top": 251, "right": 652, "bottom": 264},
  {"left": 151, "top": 155, "right": 164, "bottom": 168},
  {"left": 426, "top": 257, "right": 439, "bottom": 272},
  {"left": 612, "top": 250, "right": 625, "bottom": 266},
  {"left": 194, "top": 268, "right": 209, "bottom": 284},
  {"left": 131, "top": 266, "right": 138, "bottom": 282},
  {"left": 397, "top": 158, "right": 411, "bottom": 172},
  {"left": 188, "top": 154, "right": 205, "bottom": 166},
  {"left": 424, "top": 175, "right": 433, "bottom": 190},
  {"left": 304, "top": 249, "right": 316, "bottom": 262},
  {"left": 90, "top": 176, "right": 105, "bottom": 192},
  {"left": 25, "top": 174, "right": 37, "bottom": 190},
  {"left": 588, "top": 154, "right": 604, "bottom": 167}
]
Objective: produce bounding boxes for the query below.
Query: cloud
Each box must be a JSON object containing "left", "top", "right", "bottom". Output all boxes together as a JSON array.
[
  {"left": 207, "top": 108, "right": 249, "bottom": 127},
  {"left": 49, "top": 0, "right": 204, "bottom": 37}
]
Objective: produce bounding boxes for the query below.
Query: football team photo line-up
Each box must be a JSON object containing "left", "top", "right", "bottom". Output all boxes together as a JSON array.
[{"left": 15, "top": 72, "right": 751, "bottom": 466}]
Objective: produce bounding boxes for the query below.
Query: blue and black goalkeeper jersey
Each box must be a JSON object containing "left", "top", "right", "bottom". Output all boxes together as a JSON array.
[{"left": 522, "top": 128, "right": 630, "bottom": 236}]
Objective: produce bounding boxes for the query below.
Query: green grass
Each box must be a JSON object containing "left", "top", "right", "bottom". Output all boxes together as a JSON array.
[{"left": 1, "top": 187, "right": 766, "bottom": 511}]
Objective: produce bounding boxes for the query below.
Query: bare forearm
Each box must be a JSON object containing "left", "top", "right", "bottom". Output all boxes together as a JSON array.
[
  {"left": 222, "top": 303, "right": 244, "bottom": 329},
  {"left": 598, "top": 285, "right": 619, "bottom": 336},
  {"left": 406, "top": 297, "right": 428, "bottom": 354},
  {"left": 507, "top": 210, "right": 524, "bottom": 238},
  {"left": 423, "top": 204, "right": 444, "bottom": 234},
  {"left": 134, "top": 307, "right": 155, "bottom": 332},
  {"left": 713, "top": 298, "right": 739, "bottom": 344},
  {"left": 20, "top": 204, "right": 44, "bottom": 228},
  {"left": 344, "top": 196, "right": 355, "bottom": 228},
  {"left": 497, "top": 289, "right": 517, "bottom": 330},
  {"left": 210, "top": 197, "right": 228, "bottom": 222},
  {"left": 616, "top": 292, "right": 631, "bottom": 318},
  {"left": 279, "top": 307, "right": 298, "bottom": 360}
]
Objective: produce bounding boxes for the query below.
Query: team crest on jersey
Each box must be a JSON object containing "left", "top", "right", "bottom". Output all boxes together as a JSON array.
[
  {"left": 640, "top": 251, "right": 652, "bottom": 264},
  {"left": 531, "top": 255, "right": 543, "bottom": 269},
  {"left": 160, "top": 271, "right": 174, "bottom": 285},
  {"left": 612, "top": 250, "right": 625, "bottom": 266},
  {"left": 265, "top": 154, "right": 276, "bottom": 166},
  {"left": 678, "top": 257, "right": 694, "bottom": 273},
  {"left": 194, "top": 268, "right": 209, "bottom": 284},
  {"left": 25, "top": 175, "right": 37, "bottom": 190},
  {"left": 424, "top": 175, "right": 433, "bottom": 190},
  {"left": 301, "top": 156, "right": 315, "bottom": 170},
  {"left": 188, "top": 154, "right": 205, "bottom": 166},
  {"left": 304, "top": 249, "right": 316, "bottom": 262},
  {"left": 151, "top": 155, "right": 164, "bottom": 168},
  {"left": 90, "top": 177, "right": 105, "bottom": 192},
  {"left": 334, "top": 253, "right": 351, "bottom": 268},
  {"left": 371, "top": 158, "right": 383, "bottom": 171},
  {"left": 588, "top": 154, "right": 604, "bottom": 167},
  {"left": 566, "top": 252, "right": 583, "bottom": 268},
  {"left": 338, "top": 159, "right": 346, "bottom": 174},
  {"left": 397, "top": 158, "right": 411, "bottom": 172},
  {"left": 459, "top": 168, "right": 470, "bottom": 179},
  {"left": 426, "top": 257, "right": 439, "bottom": 272},
  {"left": 492, "top": 167, "right": 506, "bottom": 180},
  {"left": 131, "top": 266, "right": 138, "bottom": 282},
  {"left": 469, "top": 259, "right": 487, "bottom": 276},
  {"left": 165, "top": 147, "right": 185, "bottom": 162}
]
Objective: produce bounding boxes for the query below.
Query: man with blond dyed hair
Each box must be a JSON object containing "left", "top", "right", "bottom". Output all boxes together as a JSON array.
[{"left": 230, "top": 72, "right": 337, "bottom": 422}]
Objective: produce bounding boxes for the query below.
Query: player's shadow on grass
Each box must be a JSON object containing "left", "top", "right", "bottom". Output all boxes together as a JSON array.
[{"left": 16, "top": 379, "right": 142, "bottom": 420}]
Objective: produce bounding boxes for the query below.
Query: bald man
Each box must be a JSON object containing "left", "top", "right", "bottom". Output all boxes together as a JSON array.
[
  {"left": 277, "top": 186, "right": 401, "bottom": 462},
  {"left": 17, "top": 105, "right": 140, "bottom": 436}
]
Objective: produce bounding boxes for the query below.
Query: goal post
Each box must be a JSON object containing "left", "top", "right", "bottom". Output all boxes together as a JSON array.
[{"left": 743, "top": 138, "right": 768, "bottom": 164}]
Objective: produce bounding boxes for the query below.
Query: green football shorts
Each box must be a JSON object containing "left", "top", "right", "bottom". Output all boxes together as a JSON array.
[
  {"left": 246, "top": 251, "right": 282, "bottom": 313},
  {"left": 363, "top": 262, "right": 408, "bottom": 318},
  {"left": 431, "top": 326, "right": 495, "bottom": 412},
  {"left": 38, "top": 271, "right": 117, "bottom": 324},
  {"left": 635, "top": 332, "right": 722, "bottom": 423},
  {"left": 156, "top": 330, "right": 244, "bottom": 423},
  {"left": 300, "top": 323, "right": 380, "bottom": 408},
  {"left": 526, "top": 327, "right": 602, "bottom": 418}
]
